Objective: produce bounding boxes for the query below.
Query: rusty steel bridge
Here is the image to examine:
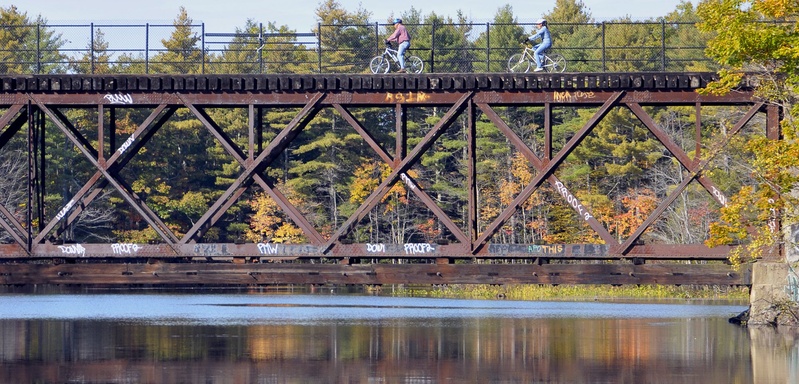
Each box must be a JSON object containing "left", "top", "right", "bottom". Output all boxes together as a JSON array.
[{"left": 0, "top": 72, "right": 776, "bottom": 287}]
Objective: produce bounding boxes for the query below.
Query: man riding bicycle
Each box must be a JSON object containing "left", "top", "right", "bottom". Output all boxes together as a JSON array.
[
  {"left": 385, "top": 18, "right": 411, "bottom": 73},
  {"left": 526, "top": 18, "right": 551, "bottom": 72}
]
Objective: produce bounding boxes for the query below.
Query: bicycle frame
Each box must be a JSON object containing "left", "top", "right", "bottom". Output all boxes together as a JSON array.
[
  {"left": 381, "top": 47, "right": 401, "bottom": 66},
  {"left": 521, "top": 46, "right": 535, "bottom": 62}
]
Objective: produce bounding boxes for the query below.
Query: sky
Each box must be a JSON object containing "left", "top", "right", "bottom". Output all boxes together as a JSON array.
[{"left": 10, "top": 0, "right": 689, "bottom": 32}]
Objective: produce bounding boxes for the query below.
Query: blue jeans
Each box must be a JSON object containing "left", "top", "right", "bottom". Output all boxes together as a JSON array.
[
  {"left": 534, "top": 42, "right": 551, "bottom": 68},
  {"left": 397, "top": 41, "right": 410, "bottom": 69}
]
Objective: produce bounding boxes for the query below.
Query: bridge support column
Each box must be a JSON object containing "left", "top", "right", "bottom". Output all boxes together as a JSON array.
[{"left": 744, "top": 262, "right": 799, "bottom": 327}]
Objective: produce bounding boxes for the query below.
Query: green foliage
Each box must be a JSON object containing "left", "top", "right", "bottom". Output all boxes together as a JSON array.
[
  {"left": 315, "top": 0, "right": 373, "bottom": 73},
  {"left": 0, "top": 5, "right": 66, "bottom": 74},
  {"left": 472, "top": 5, "right": 526, "bottom": 72},
  {"left": 149, "top": 7, "right": 202, "bottom": 74},
  {"left": 698, "top": 0, "right": 799, "bottom": 263}
]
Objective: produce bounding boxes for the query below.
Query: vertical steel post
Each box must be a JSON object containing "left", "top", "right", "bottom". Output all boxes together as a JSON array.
[
  {"left": 661, "top": 20, "right": 667, "bottom": 71},
  {"left": 430, "top": 21, "right": 436, "bottom": 74},
  {"left": 395, "top": 104, "right": 406, "bottom": 166},
  {"left": 36, "top": 25, "right": 41, "bottom": 74},
  {"left": 26, "top": 101, "right": 33, "bottom": 250},
  {"left": 259, "top": 23, "right": 265, "bottom": 74},
  {"left": 317, "top": 23, "right": 322, "bottom": 74},
  {"left": 201, "top": 23, "right": 206, "bottom": 74},
  {"left": 601, "top": 22, "right": 606, "bottom": 72},
  {"left": 466, "top": 99, "right": 477, "bottom": 245},
  {"left": 90, "top": 23, "right": 95, "bottom": 74},
  {"left": 485, "top": 23, "right": 490, "bottom": 71},
  {"left": 145, "top": 23, "right": 150, "bottom": 74},
  {"left": 98, "top": 104, "right": 105, "bottom": 167},
  {"left": 544, "top": 102, "right": 552, "bottom": 160}
]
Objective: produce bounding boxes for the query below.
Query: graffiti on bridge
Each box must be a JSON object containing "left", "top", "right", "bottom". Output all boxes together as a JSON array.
[{"left": 787, "top": 265, "right": 799, "bottom": 303}]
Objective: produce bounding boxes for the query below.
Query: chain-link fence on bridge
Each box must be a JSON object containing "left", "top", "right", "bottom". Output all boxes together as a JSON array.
[{"left": 2, "top": 20, "right": 716, "bottom": 75}]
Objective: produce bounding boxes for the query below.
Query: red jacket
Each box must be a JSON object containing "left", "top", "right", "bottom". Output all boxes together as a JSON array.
[{"left": 387, "top": 24, "right": 411, "bottom": 44}]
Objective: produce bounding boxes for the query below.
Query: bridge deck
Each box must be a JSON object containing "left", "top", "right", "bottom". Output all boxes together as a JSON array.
[{"left": 2, "top": 72, "right": 732, "bottom": 94}]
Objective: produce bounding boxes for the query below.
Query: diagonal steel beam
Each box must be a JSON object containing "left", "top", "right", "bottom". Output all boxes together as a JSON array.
[
  {"left": 182, "top": 93, "right": 326, "bottom": 245},
  {"left": 50, "top": 105, "right": 178, "bottom": 242},
  {"left": 616, "top": 170, "right": 697, "bottom": 254},
  {"left": 478, "top": 103, "right": 617, "bottom": 246},
  {"left": 614, "top": 101, "right": 765, "bottom": 255},
  {"left": 0, "top": 104, "right": 26, "bottom": 148},
  {"left": 320, "top": 92, "right": 474, "bottom": 253},
  {"left": 31, "top": 99, "right": 179, "bottom": 246},
  {"left": 178, "top": 101, "right": 325, "bottom": 245},
  {"left": 473, "top": 91, "right": 625, "bottom": 252},
  {"left": 333, "top": 103, "right": 471, "bottom": 245},
  {"left": 693, "top": 102, "right": 765, "bottom": 172},
  {"left": 0, "top": 107, "right": 31, "bottom": 249},
  {"left": 628, "top": 102, "right": 728, "bottom": 205}
]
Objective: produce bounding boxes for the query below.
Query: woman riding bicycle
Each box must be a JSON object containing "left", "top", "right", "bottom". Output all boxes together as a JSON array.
[{"left": 527, "top": 19, "right": 551, "bottom": 72}]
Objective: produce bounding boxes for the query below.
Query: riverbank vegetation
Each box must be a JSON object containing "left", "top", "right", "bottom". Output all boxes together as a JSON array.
[{"left": 393, "top": 284, "right": 750, "bottom": 301}]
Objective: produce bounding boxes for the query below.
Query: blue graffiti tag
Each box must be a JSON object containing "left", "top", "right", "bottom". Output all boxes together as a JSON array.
[{"left": 786, "top": 265, "right": 799, "bottom": 303}]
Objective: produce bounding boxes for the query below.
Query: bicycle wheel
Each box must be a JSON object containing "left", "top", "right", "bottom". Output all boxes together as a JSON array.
[
  {"left": 407, "top": 56, "right": 424, "bottom": 74},
  {"left": 369, "top": 55, "right": 390, "bottom": 74},
  {"left": 507, "top": 53, "right": 530, "bottom": 73},
  {"left": 545, "top": 53, "right": 566, "bottom": 73}
]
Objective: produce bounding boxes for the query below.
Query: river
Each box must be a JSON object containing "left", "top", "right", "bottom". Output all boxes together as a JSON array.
[{"left": 0, "top": 288, "right": 796, "bottom": 383}]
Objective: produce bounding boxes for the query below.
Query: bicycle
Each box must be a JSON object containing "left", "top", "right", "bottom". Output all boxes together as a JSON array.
[
  {"left": 507, "top": 43, "right": 566, "bottom": 73},
  {"left": 369, "top": 42, "right": 424, "bottom": 74}
]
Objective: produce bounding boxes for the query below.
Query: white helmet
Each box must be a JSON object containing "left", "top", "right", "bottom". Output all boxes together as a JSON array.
[{"left": 535, "top": 19, "right": 547, "bottom": 25}]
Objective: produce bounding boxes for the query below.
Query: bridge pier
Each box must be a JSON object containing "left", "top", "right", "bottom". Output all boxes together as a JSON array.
[{"left": 742, "top": 262, "right": 799, "bottom": 327}]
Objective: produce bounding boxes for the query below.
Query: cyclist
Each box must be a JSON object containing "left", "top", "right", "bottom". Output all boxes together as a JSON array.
[
  {"left": 527, "top": 18, "right": 552, "bottom": 72},
  {"left": 385, "top": 18, "right": 411, "bottom": 73}
]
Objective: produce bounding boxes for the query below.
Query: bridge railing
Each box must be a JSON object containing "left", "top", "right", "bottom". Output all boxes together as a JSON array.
[{"left": 2, "top": 20, "right": 715, "bottom": 75}]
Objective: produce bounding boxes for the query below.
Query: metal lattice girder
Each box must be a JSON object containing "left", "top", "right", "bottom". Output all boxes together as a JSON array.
[{"left": 0, "top": 72, "right": 772, "bottom": 263}]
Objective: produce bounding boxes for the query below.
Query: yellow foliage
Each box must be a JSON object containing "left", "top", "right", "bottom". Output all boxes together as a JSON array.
[{"left": 245, "top": 184, "right": 306, "bottom": 244}]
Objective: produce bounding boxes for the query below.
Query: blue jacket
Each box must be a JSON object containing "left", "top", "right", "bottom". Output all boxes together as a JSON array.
[{"left": 529, "top": 26, "right": 552, "bottom": 49}]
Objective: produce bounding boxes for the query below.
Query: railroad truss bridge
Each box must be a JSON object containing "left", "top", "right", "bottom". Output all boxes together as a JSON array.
[{"left": 0, "top": 72, "right": 775, "bottom": 287}]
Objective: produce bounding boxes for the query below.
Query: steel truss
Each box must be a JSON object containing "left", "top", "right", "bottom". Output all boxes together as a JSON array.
[{"left": 0, "top": 73, "right": 772, "bottom": 285}]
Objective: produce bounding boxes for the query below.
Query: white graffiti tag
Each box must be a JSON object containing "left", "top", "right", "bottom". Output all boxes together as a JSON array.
[
  {"left": 554, "top": 181, "right": 593, "bottom": 221},
  {"left": 366, "top": 243, "right": 386, "bottom": 253},
  {"left": 711, "top": 186, "right": 728, "bottom": 207},
  {"left": 404, "top": 243, "right": 435, "bottom": 254},
  {"left": 58, "top": 243, "right": 86, "bottom": 257},
  {"left": 400, "top": 173, "right": 417, "bottom": 190},
  {"left": 257, "top": 242, "right": 280, "bottom": 255},
  {"left": 111, "top": 243, "right": 140, "bottom": 255},
  {"left": 104, "top": 93, "right": 133, "bottom": 104},
  {"left": 118, "top": 134, "right": 136, "bottom": 155},
  {"left": 54, "top": 199, "right": 76, "bottom": 221}
]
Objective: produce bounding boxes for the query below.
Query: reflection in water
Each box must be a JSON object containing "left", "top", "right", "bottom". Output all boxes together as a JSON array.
[{"left": 0, "top": 294, "right": 795, "bottom": 383}]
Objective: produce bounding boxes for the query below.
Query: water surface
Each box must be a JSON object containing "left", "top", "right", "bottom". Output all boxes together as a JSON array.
[{"left": 0, "top": 292, "right": 795, "bottom": 383}]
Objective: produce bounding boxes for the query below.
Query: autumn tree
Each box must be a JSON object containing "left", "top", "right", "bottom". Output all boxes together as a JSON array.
[{"left": 698, "top": 0, "right": 799, "bottom": 262}]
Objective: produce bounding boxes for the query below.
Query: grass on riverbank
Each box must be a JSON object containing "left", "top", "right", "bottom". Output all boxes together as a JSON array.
[{"left": 391, "top": 284, "right": 750, "bottom": 301}]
